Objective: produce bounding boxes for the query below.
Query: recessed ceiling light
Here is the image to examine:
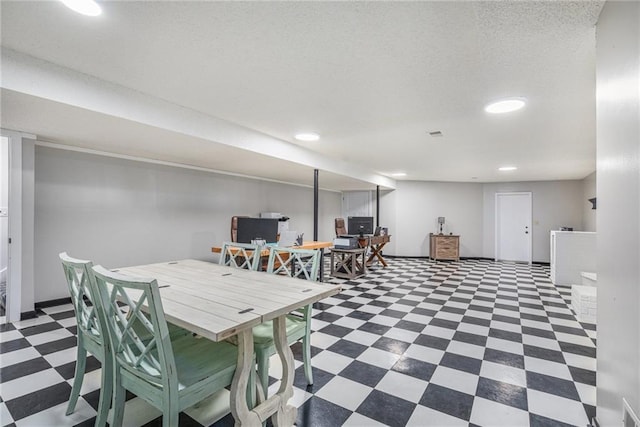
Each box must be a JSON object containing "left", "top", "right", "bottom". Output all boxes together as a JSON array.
[
  {"left": 60, "top": 0, "right": 102, "bottom": 16},
  {"left": 294, "top": 133, "right": 320, "bottom": 142},
  {"left": 485, "top": 98, "right": 526, "bottom": 114},
  {"left": 390, "top": 172, "right": 407, "bottom": 177},
  {"left": 498, "top": 166, "right": 518, "bottom": 171}
]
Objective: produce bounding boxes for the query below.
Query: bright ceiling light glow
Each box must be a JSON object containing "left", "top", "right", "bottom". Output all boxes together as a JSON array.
[
  {"left": 498, "top": 166, "right": 518, "bottom": 171},
  {"left": 485, "top": 98, "right": 526, "bottom": 114},
  {"left": 294, "top": 133, "right": 320, "bottom": 142},
  {"left": 390, "top": 172, "right": 407, "bottom": 177},
  {"left": 60, "top": 0, "right": 102, "bottom": 16}
]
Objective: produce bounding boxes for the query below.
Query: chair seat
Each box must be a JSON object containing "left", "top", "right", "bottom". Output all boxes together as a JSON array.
[
  {"left": 170, "top": 334, "right": 238, "bottom": 391},
  {"left": 126, "top": 314, "right": 190, "bottom": 342},
  {"left": 122, "top": 333, "right": 238, "bottom": 404},
  {"left": 252, "top": 315, "right": 306, "bottom": 347}
]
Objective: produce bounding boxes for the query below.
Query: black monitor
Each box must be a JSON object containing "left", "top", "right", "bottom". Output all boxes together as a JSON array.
[
  {"left": 236, "top": 218, "right": 279, "bottom": 244},
  {"left": 348, "top": 216, "right": 374, "bottom": 235}
]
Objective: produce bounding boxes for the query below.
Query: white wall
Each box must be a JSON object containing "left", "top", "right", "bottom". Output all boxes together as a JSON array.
[
  {"left": 582, "top": 172, "right": 596, "bottom": 231},
  {"left": 390, "top": 181, "right": 484, "bottom": 257},
  {"left": 595, "top": 2, "right": 640, "bottom": 424},
  {"left": 482, "top": 181, "right": 584, "bottom": 262},
  {"left": 378, "top": 189, "right": 396, "bottom": 252},
  {"left": 342, "top": 191, "right": 373, "bottom": 219},
  {"left": 384, "top": 180, "right": 583, "bottom": 262},
  {"left": 34, "top": 145, "right": 341, "bottom": 303}
]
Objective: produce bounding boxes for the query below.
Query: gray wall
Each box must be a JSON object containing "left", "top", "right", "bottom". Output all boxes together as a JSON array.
[
  {"left": 582, "top": 172, "right": 596, "bottom": 232},
  {"left": 382, "top": 179, "right": 584, "bottom": 262},
  {"left": 388, "top": 181, "right": 484, "bottom": 257},
  {"left": 34, "top": 146, "right": 342, "bottom": 303},
  {"left": 481, "top": 180, "right": 584, "bottom": 262},
  {"left": 596, "top": 1, "right": 640, "bottom": 424}
]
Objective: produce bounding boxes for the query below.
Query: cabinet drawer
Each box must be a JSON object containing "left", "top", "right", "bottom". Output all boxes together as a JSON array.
[
  {"left": 437, "top": 237, "right": 458, "bottom": 245},
  {"left": 437, "top": 248, "right": 458, "bottom": 257}
]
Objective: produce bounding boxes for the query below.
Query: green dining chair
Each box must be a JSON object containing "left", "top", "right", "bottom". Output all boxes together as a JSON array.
[
  {"left": 219, "top": 241, "right": 262, "bottom": 271},
  {"left": 89, "top": 265, "right": 239, "bottom": 427},
  {"left": 253, "top": 247, "right": 320, "bottom": 398},
  {"left": 60, "top": 253, "right": 191, "bottom": 426},
  {"left": 59, "top": 253, "right": 112, "bottom": 427}
]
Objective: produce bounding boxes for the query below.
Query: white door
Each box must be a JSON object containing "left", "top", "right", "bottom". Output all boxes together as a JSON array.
[{"left": 495, "top": 192, "right": 532, "bottom": 263}]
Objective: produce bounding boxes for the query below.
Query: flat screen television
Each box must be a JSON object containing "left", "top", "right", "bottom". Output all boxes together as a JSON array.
[
  {"left": 236, "top": 218, "right": 279, "bottom": 244},
  {"left": 348, "top": 216, "right": 374, "bottom": 235}
]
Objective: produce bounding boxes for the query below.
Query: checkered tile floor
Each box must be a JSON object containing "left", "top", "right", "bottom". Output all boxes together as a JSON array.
[{"left": 0, "top": 258, "right": 596, "bottom": 426}]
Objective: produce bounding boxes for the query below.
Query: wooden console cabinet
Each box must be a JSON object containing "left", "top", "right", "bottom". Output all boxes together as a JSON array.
[{"left": 429, "top": 233, "right": 460, "bottom": 261}]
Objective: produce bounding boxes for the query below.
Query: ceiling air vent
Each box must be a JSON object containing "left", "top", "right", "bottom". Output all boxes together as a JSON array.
[{"left": 429, "top": 131, "right": 443, "bottom": 137}]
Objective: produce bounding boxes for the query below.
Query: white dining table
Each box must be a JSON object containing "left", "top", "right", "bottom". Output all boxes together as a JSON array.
[{"left": 115, "top": 259, "right": 341, "bottom": 427}]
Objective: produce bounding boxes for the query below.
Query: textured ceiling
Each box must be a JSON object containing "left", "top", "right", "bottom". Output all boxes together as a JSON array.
[{"left": 0, "top": 1, "right": 603, "bottom": 187}]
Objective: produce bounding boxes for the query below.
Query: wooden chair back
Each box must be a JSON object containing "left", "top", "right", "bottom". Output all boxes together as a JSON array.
[
  {"left": 335, "top": 218, "right": 347, "bottom": 236},
  {"left": 266, "top": 247, "right": 320, "bottom": 281},
  {"left": 90, "top": 265, "right": 177, "bottom": 390},
  {"left": 219, "top": 241, "right": 262, "bottom": 271},
  {"left": 59, "top": 252, "right": 102, "bottom": 347}
]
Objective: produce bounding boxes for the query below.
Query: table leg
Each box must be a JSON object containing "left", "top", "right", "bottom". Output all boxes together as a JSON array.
[
  {"left": 272, "top": 315, "right": 297, "bottom": 426},
  {"left": 231, "top": 330, "right": 261, "bottom": 427},
  {"left": 230, "top": 318, "right": 297, "bottom": 427},
  {"left": 376, "top": 243, "right": 388, "bottom": 267},
  {"left": 366, "top": 243, "right": 388, "bottom": 267}
]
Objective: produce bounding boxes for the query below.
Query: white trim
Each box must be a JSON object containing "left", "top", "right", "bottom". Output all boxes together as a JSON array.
[
  {"left": 1, "top": 129, "right": 35, "bottom": 321},
  {"left": 35, "top": 140, "right": 343, "bottom": 194},
  {"left": 623, "top": 398, "right": 640, "bottom": 427},
  {"left": 494, "top": 191, "right": 533, "bottom": 264},
  {"left": 2, "top": 130, "right": 26, "bottom": 321}
]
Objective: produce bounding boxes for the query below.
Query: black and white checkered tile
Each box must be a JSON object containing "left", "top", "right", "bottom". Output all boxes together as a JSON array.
[{"left": 0, "top": 258, "right": 596, "bottom": 426}]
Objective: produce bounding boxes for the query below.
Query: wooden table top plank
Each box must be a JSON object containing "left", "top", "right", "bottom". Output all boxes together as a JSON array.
[
  {"left": 155, "top": 293, "right": 260, "bottom": 341},
  {"left": 121, "top": 259, "right": 338, "bottom": 303},
  {"left": 117, "top": 260, "right": 341, "bottom": 328},
  {"left": 121, "top": 265, "right": 299, "bottom": 314},
  {"left": 297, "top": 241, "right": 333, "bottom": 250},
  {"left": 122, "top": 269, "right": 299, "bottom": 319},
  {"left": 211, "top": 241, "right": 332, "bottom": 254},
  {"left": 133, "top": 260, "right": 330, "bottom": 301},
  {"left": 107, "top": 279, "right": 262, "bottom": 342},
  {"left": 122, "top": 262, "right": 319, "bottom": 308},
  {"left": 119, "top": 266, "right": 261, "bottom": 316}
]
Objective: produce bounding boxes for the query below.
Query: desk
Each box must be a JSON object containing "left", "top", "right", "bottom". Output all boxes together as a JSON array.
[
  {"left": 117, "top": 259, "right": 341, "bottom": 426},
  {"left": 357, "top": 235, "right": 391, "bottom": 267},
  {"left": 212, "top": 241, "right": 333, "bottom": 281}
]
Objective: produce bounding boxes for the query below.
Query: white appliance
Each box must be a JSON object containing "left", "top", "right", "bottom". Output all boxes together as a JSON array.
[{"left": 550, "top": 231, "right": 596, "bottom": 285}]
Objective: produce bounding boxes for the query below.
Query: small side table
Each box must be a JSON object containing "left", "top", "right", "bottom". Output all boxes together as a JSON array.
[
  {"left": 429, "top": 233, "right": 460, "bottom": 261},
  {"left": 330, "top": 248, "right": 367, "bottom": 279}
]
